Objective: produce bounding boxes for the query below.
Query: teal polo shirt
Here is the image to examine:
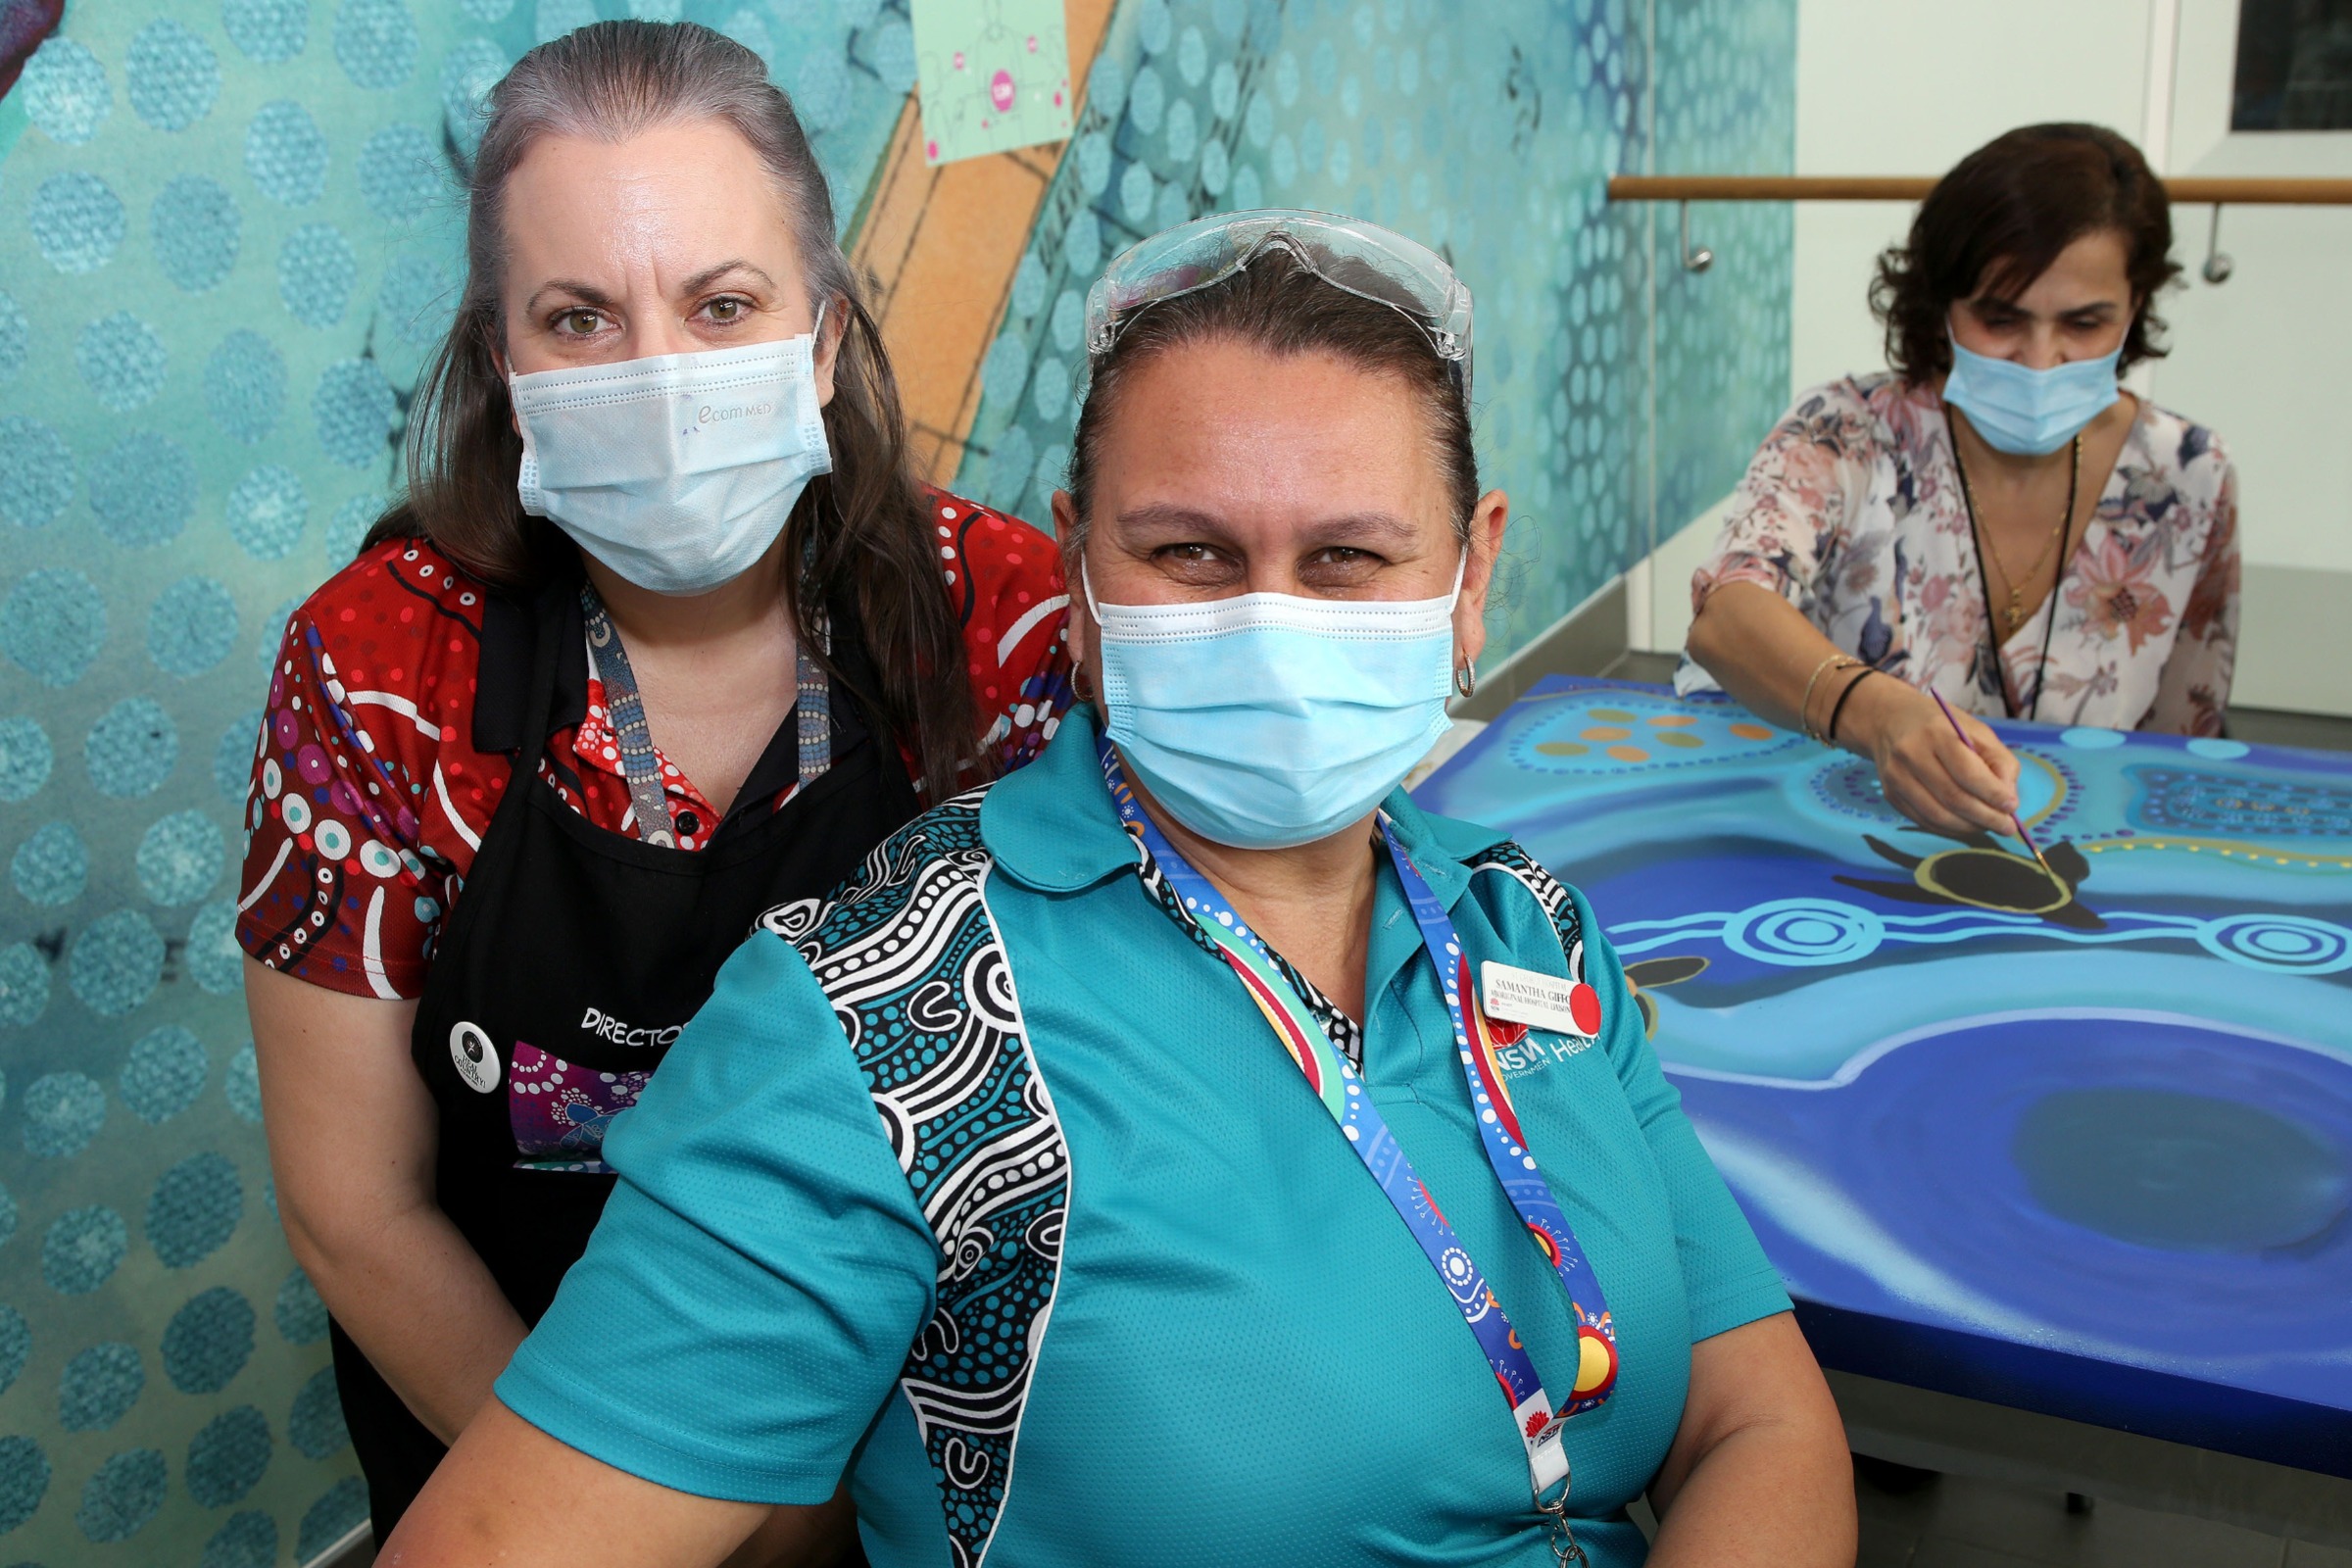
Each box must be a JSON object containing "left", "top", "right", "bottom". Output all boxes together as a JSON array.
[{"left": 498, "top": 707, "right": 1788, "bottom": 1567}]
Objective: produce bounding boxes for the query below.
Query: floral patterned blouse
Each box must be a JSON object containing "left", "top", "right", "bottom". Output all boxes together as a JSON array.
[{"left": 1677, "top": 373, "right": 2240, "bottom": 735}]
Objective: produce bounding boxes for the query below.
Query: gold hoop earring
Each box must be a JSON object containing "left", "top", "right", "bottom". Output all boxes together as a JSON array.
[{"left": 1453, "top": 661, "right": 1477, "bottom": 700}]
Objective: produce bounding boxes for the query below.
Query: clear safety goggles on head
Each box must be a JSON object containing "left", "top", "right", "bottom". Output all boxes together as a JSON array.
[{"left": 1083, "top": 208, "right": 1476, "bottom": 400}]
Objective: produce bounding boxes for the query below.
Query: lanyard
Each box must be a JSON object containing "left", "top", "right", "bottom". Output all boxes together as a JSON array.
[
  {"left": 1944, "top": 405, "right": 2077, "bottom": 721},
  {"left": 1097, "top": 738, "right": 1618, "bottom": 1523},
  {"left": 579, "top": 584, "right": 830, "bottom": 847}
]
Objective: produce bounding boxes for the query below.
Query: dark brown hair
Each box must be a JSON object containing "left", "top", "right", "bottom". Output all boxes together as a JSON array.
[
  {"left": 1871, "top": 122, "right": 2180, "bottom": 384},
  {"left": 1063, "top": 245, "right": 1478, "bottom": 549},
  {"left": 367, "top": 21, "right": 976, "bottom": 799}
]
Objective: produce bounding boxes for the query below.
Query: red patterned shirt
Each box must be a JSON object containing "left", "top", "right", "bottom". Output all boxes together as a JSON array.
[{"left": 236, "top": 488, "right": 1072, "bottom": 1000}]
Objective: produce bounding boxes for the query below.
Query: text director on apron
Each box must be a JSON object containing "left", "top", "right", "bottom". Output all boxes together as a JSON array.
[{"left": 233, "top": 21, "right": 1073, "bottom": 1552}]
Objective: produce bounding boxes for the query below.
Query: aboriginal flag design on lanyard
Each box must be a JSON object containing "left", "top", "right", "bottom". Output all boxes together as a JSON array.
[{"left": 1097, "top": 738, "right": 1618, "bottom": 1501}]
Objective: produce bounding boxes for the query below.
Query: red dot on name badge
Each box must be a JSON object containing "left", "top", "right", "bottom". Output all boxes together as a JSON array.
[{"left": 1569, "top": 983, "right": 1603, "bottom": 1037}]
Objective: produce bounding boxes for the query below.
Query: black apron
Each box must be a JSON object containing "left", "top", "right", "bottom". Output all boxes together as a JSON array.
[{"left": 330, "top": 570, "right": 919, "bottom": 1541}]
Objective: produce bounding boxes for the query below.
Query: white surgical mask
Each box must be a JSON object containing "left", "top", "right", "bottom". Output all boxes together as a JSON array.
[
  {"left": 1088, "top": 556, "right": 1464, "bottom": 851},
  {"left": 511, "top": 326, "right": 832, "bottom": 596}
]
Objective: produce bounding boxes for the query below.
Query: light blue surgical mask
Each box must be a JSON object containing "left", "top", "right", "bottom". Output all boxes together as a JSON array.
[
  {"left": 1087, "top": 558, "right": 1463, "bottom": 850},
  {"left": 1941, "top": 332, "right": 2122, "bottom": 457},
  {"left": 511, "top": 326, "right": 832, "bottom": 596}
]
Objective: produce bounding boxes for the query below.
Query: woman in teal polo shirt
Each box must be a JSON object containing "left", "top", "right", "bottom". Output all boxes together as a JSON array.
[{"left": 387, "top": 214, "right": 1856, "bottom": 1568}]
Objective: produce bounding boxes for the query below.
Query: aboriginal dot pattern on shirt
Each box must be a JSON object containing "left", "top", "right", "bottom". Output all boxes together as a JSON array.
[{"left": 235, "top": 489, "right": 1070, "bottom": 1002}]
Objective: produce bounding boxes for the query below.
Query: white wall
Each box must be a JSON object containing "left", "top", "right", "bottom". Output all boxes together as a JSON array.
[{"left": 1637, "top": 0, "right": 2352, "bottom": 714}]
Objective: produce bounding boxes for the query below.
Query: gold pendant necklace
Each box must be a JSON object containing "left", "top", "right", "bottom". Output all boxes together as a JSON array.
[{"left": 1954, "top": 433, "right": 2082, "bottom": 635}]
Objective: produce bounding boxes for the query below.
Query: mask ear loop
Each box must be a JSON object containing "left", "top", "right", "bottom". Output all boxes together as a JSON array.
[
  {"left": 1072, "top": 558, "right": 1102, "bottom": 707},
  {"left": 1448, "top": 544, "right": 1476, "bottom": 700}
]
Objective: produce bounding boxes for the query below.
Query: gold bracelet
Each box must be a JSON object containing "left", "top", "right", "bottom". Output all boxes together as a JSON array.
[{"left": 1798, "top": 653, "right": 1861, "bottom": 743}]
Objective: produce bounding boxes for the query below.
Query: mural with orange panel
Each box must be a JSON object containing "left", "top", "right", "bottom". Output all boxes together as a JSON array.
[{"left": 852, "top": 0, "right": 1119, "bottom": 484}]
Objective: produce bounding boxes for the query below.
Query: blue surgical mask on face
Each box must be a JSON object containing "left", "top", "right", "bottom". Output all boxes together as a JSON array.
[
  {"left": 1087, "top": 557, "right": 1463, "bottom": 851},
  {"left": 511, "top": 324, "right": 832, "bottom": 596},
  {"left": 1941, "top": 332, "right": 2122, "bottom": 457}
]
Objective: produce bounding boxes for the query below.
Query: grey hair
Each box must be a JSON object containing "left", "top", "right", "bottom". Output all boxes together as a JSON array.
[
  {"left": 368, "top": 20, "right": 985, "bottom": 800},
  {"left": 466, "top": 20, "right": 851, "bottom": 322}
]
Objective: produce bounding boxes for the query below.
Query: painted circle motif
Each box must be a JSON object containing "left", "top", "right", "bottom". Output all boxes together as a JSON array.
[
  {"left": 137, "top": 809, "right": 227, "bottom": 905},
  {"left": 148, "top": 1152, "right": 245, "bottom": 1269},
  {"left": 42, "top": 1204, "right": 129, "bottom": 1296},
  {"left": 357, "top": 122, "right": 445, "bottom": 222},
  {"left": 2196, "top": 913, "right": 2352, "bottom": 975},
  {"left": 245, "top": 99, "right": 330, "bottom": 207},
  {"left": 11, "top": 822, "right": 88, "bottom": 906},
  {"left": 125, "top": 18, "right": 222, "bottom": 131},
  {"left": 21, "top": 38, "right": 112, "bottom": 145},
  {"left": 0, "top": 716, "right": 54, "bottom": 803},
  {"left": 288, "top": 1365, "right": 348, "bottom": 1457},
  {"left": 87, "top": 434, "right": 198, "bottom": 549},
  {"left": 206, "top": 1510, "right": 281, "bottom": 1568},
  {"left": 334, "top": 0, "right": 420, "bottom": 90},
  {"left": 122, "top": 1026, "right": 208, "bottom": 1123},
  {"left": 59, "top": 1342, "right": 145, "bottom": 1432},
  {"left": 29, "top": 171, "right": 125, "bottom": 273},
  {"left": 226, "top": 464, "right": 309, "bottom": 560},
  {"left": 149, "top": 576, "right": 241, "bottom": 677},
  {"left": 76, "top": 1446, "right": 168, "bottom": 1542},
  {"left": 163, "top": 1285, "right": 256, "bottom": 1393},
  {"left": 223, "top": 0, "right": 309, "bottom": 62},
  {"left": 23, "top": 1071, "right": 107, "bottom": 1158},
  {"left": 378, "top": 252, "right": 457, "bottom": 347},
  {"left": 76, "top": 311, "right": 170, "bottom": 413},
  {"left": 151, "top": 175, "right": 243, "bottom": 294},
  {"left": 86, "top": 697, "right": 180, "bottom": 797},
  {"left": 69, "top": 909, "right": 166, "bottom": 1016},
  {"left": 314, "top": 356, "right": 399, "bottom": 466},
  {"left": 440, "top": 36, "right": 509, "bottom": 152},
  {"left": 0, "top": 1435, "right": 48, "bottom": 1534},
  {"left": 0, "top": 416, "right": 78, "bottom": 529},
  {"left": 0, "top": 943, "right": 51, "bottom": 1028},
  {"left": 278, "top": 222, "right": 357, "bottom": 326},
  {"left": 12, "top": 818, "right": 89, "bottom": 906},
  {"left": 1722, "top": 898, "right": 1886, "bottom": 967},
  {"left": 205, "top": 329, "right": 288, "bottom": 444},
  {"left": 186, "top": 1404, "right": 273, "bottom": 1506}
]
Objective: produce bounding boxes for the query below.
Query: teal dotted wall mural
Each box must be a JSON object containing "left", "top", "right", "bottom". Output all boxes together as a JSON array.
[
  {"left": 2, "top": 0, "right": 1790, "bottom": 1559},
  {"left": 947, "top": 0, "right": 1793, "bottom": 661}
]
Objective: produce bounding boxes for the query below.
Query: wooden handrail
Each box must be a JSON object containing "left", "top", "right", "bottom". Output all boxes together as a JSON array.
[{"left": 1608, "top": 174, "right": 2352, "bottom": 205}]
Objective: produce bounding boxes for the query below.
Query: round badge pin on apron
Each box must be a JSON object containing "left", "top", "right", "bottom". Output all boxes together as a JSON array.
[{"left": 449, "top": 1021, "right": 502, "bottom": 1094}]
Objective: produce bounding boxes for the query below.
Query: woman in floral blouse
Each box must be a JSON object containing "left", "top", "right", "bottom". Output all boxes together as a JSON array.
[{"left": 1682, "top": 123, "right": 2239, "bottom": 835}]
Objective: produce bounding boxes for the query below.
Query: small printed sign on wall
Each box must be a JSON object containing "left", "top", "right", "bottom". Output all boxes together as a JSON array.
[{"left": 908, "top": 0, "right": 1074, "bottom": 165}]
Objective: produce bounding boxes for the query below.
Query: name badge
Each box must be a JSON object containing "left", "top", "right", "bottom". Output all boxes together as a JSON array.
[{"left": 1481, "top": 961, "right": 1600, "bottom": 1039}]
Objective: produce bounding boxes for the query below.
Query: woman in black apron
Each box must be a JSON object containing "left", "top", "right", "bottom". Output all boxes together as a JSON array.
[{"left": 236, "top": 23, "right": 1072, "bottom": 1556}]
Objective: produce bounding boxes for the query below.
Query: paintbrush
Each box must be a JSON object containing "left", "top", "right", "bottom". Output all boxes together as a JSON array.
[{"left": 1929, "top": 688, "right": 2056, "bottom": 879}]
